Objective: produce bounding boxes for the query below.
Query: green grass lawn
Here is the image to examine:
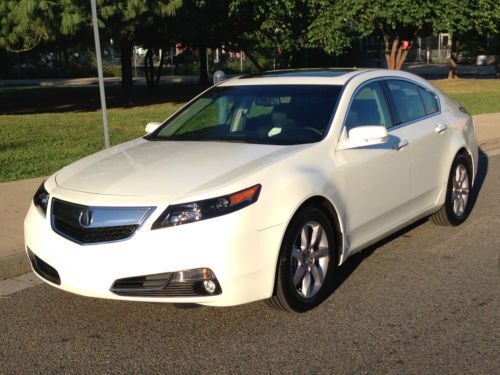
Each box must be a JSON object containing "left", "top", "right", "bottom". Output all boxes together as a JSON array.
[
  {"left": 0, "top": 103, "right": 181, "bottom": 182},
  {"left": 0, "top": 78, "right": 499, "bottom": 182},
  {"left": 432, "top": 79, "right": 500, "bottom": 115}
]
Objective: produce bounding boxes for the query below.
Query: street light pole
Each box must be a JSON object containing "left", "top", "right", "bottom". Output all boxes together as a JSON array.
[{"left": 90, "top": 0, "right": 110, "bottom": 149}]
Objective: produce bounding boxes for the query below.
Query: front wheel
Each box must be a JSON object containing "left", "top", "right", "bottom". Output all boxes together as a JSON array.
[
  {"left": 268, "top": 206, "right": 337, "bottom": 312},
  {"left": 432, "top": 153, "right": 472, "bottom": 226}
]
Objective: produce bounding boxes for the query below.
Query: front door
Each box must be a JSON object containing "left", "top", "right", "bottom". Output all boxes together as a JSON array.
[{"left": 336, "top": 81, "right": 411, "bottom": 251}]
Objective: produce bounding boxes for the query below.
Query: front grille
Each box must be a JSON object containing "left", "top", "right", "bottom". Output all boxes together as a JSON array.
[
  {"left": 112, "top": 281, "right": 200, "bottom": 297},
  {"left": 53, "top": 217, "right": 137, "bottom": 244},
  {"left": 27, "top": 248, "right": 61, "bottom": 285},
  {"left": 111, "top": 272, "right": 221, "bottom": 297},
  {"left": 50, "top": 198, "right": 151, "bottom": 245},
  {"left": 113, "top": 273, "right": 172, "bottom": 290}
]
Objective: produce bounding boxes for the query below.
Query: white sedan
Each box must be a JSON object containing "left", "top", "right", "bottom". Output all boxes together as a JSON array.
[{"left": 25, "top": 69, "right": 478, "bottom": 312}]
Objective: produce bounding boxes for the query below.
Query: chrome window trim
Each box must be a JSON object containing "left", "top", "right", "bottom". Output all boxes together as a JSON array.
[{"left": 339, "top": 76, "right": 442, "bottom": 138}]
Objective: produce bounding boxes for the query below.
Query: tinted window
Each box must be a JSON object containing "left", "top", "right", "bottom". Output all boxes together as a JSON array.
[
  {"left": 150, "top": 85, "right": 342, "bottom": 145},
  {"left": 386, "top": 80, "right": 426, "bottom": 124},
  {"left": 418, "top": 86, "right": 439, "bottom": 114},
  {"left": 345, "top": 82, "right": 392, "bottom": 131}
]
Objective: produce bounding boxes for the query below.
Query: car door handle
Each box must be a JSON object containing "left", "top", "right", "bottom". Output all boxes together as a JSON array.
[
  {"left": 435, "top": 123, "right": 447, "bottom": 134},
  {"left": 392, "top": 139, "right": 409, "bottom": 151}
]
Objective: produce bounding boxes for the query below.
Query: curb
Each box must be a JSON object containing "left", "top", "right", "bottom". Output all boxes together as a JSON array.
[
  {"left": 0, "top": 250, "right": 31, "bottom": 281},
  {"left": 479, "top": 138, "right": 500, "bottom": 153}
]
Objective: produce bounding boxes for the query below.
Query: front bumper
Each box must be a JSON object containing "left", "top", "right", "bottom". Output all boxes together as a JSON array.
[{"left": 24, "top": 200, "right": 285, "bottom": 306}]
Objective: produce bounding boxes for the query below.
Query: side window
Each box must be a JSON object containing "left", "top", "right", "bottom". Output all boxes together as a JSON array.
[
  {"left": 345, "top": 82, "right": 392, "bottom": 131},
  {"left": 418, "top": 86, "right": 439, "bottom": 115},
  {"left": 386, "top": 80, "right": 427, "bottom": 124}
]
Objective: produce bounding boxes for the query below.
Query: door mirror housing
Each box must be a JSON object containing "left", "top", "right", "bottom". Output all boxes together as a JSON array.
[
  {"left": 340, "top": 126, "right": 389, "bottom": 149},
  {"left": 145, "top": 122, "right": 162, "bottom": 134}
]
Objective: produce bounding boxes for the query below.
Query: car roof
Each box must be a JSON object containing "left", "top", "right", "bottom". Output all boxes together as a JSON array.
[
  {"left": 242, "top": 68, "right": 358, "bottom": 78},
  {"left": 217, "top": 68, "right": 438, "bottom": 94},
  {"left": 219, "top": 68, "right": 374, "bottom": 87}
]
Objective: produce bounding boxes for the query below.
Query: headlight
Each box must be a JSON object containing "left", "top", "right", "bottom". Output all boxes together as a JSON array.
[
  {"left": 152, "top": 184, "right": 261, "bottom": 229},
  {"left": 33, "top": 182, "right": 50, "bottom": 216}
]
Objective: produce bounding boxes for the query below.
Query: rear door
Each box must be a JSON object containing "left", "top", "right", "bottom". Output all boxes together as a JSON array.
[
  {"left": 336, "top": 81, "right": 411, "bottom": 250},
  {"left": 384, "top": 79, "right": 452, "bottom": 210}
]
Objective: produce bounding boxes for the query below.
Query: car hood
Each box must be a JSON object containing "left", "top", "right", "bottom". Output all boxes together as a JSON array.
[{"left": 55, "top": 138, "right": 305, "bottom": 197}]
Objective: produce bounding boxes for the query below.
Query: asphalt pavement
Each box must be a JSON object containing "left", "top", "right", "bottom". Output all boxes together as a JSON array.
[{"left": 0, "top": 153, "right": 499, "bottom": 374}]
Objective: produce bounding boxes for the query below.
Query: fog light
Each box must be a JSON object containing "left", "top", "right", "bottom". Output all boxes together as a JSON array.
[
  {"left": 203, "top": 280, "right": 217, "bottom": 294},
  {"left": 171, "top": 268, "right": 214, "bottom": 282}
]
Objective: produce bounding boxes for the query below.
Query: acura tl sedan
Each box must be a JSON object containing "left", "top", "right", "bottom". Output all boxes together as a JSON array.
[{"left": 25, "top": 69, "right": 478, "bottom": 312}]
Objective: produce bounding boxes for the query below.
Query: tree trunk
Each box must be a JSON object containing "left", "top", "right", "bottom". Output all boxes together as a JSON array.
[
  {"left": 448, "top": 36, "right": 459, "bottom": 80},
  {"left": 199, "top": 45, "right": 209, "bottom": 85},
  {"left": 144, "top": 49, "right": 155, "bottom": 91},
  {"left": 120, "top": 39, "right": 133, "bottom": 98},
  {"left": 64, "top": 47, "right": 70, "bottom": 70},
  {"left": 155, "top": 48, "right": 165, "bottom": 87},
  {"left": 384, "top": 34, "right": 412, "bottom": 70},
  {"left": 384, "top": 34, "right": 391, "bottom": 68},
  {"left": 376, "top": 35, "right": 383, "bottom": 68},
  {"left": 389, "top": 37, "right": 399, "bottom": 69}
]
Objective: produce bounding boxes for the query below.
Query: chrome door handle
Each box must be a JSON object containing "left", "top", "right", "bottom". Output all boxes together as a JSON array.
[
  {"left": 435, "top": 123, "right": 447, "bottom": 133},
  {"left": 392, "top": 139, "right": 409, "bottom": 151}
]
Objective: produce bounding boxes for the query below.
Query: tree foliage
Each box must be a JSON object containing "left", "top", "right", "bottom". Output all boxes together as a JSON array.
[
  {"left": 1, "top": 0, "right": 499, "bottom": 84},
  {"left": 432, "top": 0, "right": 499, "bottom": 36},
  {"left": 309, "top": 0, "right": 436, "bottom": 69},
  {"left": 432, "top": 0, "right": 499, "bottom": 78},
  {"left": 230, "top": 0, "right": 318, "bottom": 68},
  {"left": 0, "top": 0, "right": 57, "bottom": 52}
]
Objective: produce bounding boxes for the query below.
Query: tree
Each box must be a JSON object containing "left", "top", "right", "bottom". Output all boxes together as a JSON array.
[
  {"left": 230, "top": 0, "right": 319, "bottom": 69},
  {"left": 432, "top": 0, "right": 499, "bottom": 79},
  {"left": 0, "top": 0, "right": 181, "bottom": 92},
  {"left": 0, "top": 0, "right": 57, "bottom": 52},
  {"left": 309, "top": 0, "right": 434, "bottom": 69},
  {"left": 0, "top": 0, "right": 92, "bottom": 73},
  {"left": 172, "top": 0, "right": 250, "bottom": 83},
  {"left": 97, "top": 0, "right": 181, "bottom": 93}
]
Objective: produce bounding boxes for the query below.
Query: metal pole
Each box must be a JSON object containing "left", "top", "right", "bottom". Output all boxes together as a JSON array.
[{"left": 90, "top": 0, "right": 110, "bottom": 149}]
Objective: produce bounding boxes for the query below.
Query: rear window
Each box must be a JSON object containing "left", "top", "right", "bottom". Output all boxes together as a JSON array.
[{"left": 418, "top": 86, "right": 439, "bottom": 115}]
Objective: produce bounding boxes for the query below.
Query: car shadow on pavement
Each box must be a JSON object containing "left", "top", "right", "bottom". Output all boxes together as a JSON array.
[
  {"left": 468, "top": 148, "right": 489, "bottom": 211},
  {"left": 328, "top": 218, "right": 429, "bottom": 297},
  {"left": 327, "top": 147, "right": 489, "bottom": 299}
]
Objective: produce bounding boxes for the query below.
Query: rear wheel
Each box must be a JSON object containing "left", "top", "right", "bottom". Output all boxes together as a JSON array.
[
  {"left": 432, "top": 153, "right": 472, "bottom": 226},
  {"left": 268, "top": 206, "right": 336, "bottom": 312}
]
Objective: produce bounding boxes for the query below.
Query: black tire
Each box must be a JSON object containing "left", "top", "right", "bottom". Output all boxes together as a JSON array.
[
  {"left": 268, "top": 206, "right": 337, "bottom": 312},
  {"left": 431, "top": 153, "right": 472, "bottom": 226}
]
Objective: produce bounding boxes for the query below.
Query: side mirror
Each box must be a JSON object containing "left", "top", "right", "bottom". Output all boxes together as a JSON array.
[
  {"left": 145, "top": 122, "right": 162, "bottom": 134},
  {"left": 340, "top": 125, "right": 389, "bottom": 149}
]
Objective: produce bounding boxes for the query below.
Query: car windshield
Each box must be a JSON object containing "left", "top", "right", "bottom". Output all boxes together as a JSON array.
[{"left": 149, "top": 84, "right": 343, "bottom": 145}]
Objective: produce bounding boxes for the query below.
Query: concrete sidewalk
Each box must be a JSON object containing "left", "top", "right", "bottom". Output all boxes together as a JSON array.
[
  {"left": 0, "top": 177, "right": 45, "bottom": 280},
  {"left": 1, "top": 113, "right": 499, "bottom": 280}
]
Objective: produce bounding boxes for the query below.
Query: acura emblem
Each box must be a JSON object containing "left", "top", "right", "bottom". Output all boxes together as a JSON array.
[{"left": 79, "top": 207, "right": 94, "bottom": 228}]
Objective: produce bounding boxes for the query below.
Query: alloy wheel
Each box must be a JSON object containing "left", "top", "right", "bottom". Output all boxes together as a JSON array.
[
  {"left": 451, "top": 163, "right": 470, "bottom": 217},
  {"left": 290, "top": 221, "right": 330, "bottom": 299}
]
